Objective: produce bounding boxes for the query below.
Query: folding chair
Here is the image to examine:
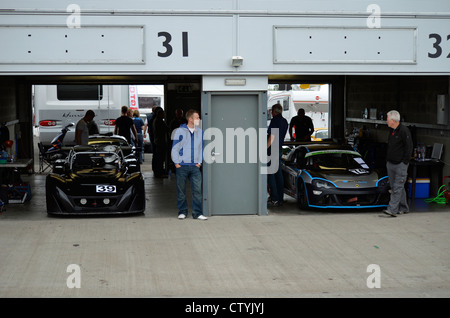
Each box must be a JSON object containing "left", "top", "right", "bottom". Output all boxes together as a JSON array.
[{"left": 37, "top": 142, "right": 52, "bottom": 173}]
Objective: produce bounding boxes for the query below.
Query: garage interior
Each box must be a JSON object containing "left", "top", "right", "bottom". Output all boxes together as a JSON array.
[{"left": 0, "top": 74, "right": 449, "bottom": 215}]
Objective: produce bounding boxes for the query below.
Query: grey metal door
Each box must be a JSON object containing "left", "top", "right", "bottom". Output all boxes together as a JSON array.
[{"left": 206, "top": 94, "right": 260, "bottom": 215}]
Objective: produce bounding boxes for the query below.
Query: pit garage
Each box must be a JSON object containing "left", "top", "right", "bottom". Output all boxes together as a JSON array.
[
  {"left": 0, "top": 0, "right": 450, "bottom": 300},
  {"left": 1, "top": 1, "right": 450, "bottom": 216}
]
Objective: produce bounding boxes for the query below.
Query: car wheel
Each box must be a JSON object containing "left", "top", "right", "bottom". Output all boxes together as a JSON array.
[{"left": 297, "top": 180, "right": 308, "bottom": 209}]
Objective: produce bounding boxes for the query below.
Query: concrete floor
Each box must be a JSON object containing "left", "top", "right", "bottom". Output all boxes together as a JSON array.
[{"left": 0, "top": 153, "right": 449, "bottom": 298}]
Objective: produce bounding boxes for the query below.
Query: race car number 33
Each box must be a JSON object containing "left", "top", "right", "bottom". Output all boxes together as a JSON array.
[{"left": 96, "top": 185, "right": 116, "bottom": 193}]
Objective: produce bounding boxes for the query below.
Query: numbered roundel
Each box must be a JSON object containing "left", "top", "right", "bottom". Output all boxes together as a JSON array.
[{"left": 96, "top": 185, "right": 116, "bottom": 193}]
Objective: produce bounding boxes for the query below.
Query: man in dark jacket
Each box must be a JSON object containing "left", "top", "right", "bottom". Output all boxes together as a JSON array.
[
  {"left": 289, "top": 108, "right": 314, "bottom": 141},
  {"left": 152, "top": 108, "right": 169, "bottom": 178},
  {"left": 114, "top": 106, "right": 137, "bottom": 144},
  {"left": 267, "top": 103, "right": 288, "bottom": 207},
  {"left": 383, "top": 110, "right": 413, "bottom": 217}
]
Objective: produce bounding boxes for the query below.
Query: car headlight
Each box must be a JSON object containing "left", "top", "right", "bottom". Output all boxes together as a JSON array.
[
  {"left": 312, "top": 179, "right": 335, "bottom": 189},
  {"left": 377, "top": 177, "right": 390, "bottom": 187}
]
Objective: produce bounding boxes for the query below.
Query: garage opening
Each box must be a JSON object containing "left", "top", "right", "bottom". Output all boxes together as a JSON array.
[
  {"left": 33, "top": 84, "right": 164, "bottom": 149},
  {"left": 12, "top": 76, "right": 199, "bottom": 217},
  {"left": 267, "top": 83, "right": 330, "bottom": 141},
  {"left": 3, "top": 75, "right": 343, "bottom": 217},
  {"left": 31, "top": 77, "right": 201, "bottom": 171}
]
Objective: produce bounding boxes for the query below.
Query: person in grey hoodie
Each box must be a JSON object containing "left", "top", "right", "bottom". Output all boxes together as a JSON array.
[{"left": 171, "top": 109, "right": 207, "bottom": 220}]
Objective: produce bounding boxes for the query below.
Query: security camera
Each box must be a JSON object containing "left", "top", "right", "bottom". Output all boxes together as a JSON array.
[{"left": 231, "top": 56, "right": 244, "bottom": 67}]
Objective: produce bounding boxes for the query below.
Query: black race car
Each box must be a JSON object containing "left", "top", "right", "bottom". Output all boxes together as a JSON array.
[
  {"left": 46, "top": 142, "right": 145, "bottom": 215},
  {"left": 281, "top": 143, "right": 390, "bottom": 209}
]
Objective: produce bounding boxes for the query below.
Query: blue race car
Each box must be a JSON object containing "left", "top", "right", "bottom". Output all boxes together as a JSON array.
[{"left": 281, "top": 143, "right": 390, "bottom": 209}]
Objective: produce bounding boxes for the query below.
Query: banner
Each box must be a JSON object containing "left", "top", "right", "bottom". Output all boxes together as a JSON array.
[{"left": 129, "top": 85, "right": 139, "bottom": 110}]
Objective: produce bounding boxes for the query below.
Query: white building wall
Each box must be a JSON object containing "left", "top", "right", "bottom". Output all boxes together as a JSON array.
[{"left": 0, "top": 0, "right": 449, "bottom": 75}]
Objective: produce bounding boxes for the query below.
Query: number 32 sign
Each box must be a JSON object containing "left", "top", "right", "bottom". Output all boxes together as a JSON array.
[{"left": 428, "top": 33, "right": 450, "bottom": 59}]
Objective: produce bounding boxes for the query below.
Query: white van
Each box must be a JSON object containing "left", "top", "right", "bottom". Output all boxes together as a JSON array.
[
  {"left": 267, "top": 84, "right": 329, "bottom": 140},
  {"left": 136, "top": 85, "right": 164, "bottom": 117},
  {"left": 34, "top": 84, "right": 129, "bottom": 146}
]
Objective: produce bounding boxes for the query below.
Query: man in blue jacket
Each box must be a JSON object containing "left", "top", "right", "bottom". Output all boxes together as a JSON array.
[{"left": 171, "top": 109, "right": 207, "bottom": 220}]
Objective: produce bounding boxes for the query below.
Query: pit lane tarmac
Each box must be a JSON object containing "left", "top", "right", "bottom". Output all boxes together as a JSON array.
[{"left": 0, "top": 153, "right": 449, "bottom": 298}]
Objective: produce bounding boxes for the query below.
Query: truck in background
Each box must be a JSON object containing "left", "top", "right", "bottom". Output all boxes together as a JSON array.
[
  {"left": 134, "top": 85, "right": 164, "bottom": 152},
  {"left": 34, "top": 84, "right": 164, "bottom": 147},
  {"left": 34, "top": 84, "right": 129, "bottom": 146},
  {"left": 267, "top": 84, "right": 329, "bottom": 140},
  {"left": 135, "top": 85, "right": 164, "bottom": 116}
]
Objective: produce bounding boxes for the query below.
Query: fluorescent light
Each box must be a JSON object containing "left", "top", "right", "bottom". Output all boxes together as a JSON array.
[{"left": 225, "top": 78, "right": 246, "bottom": 86}]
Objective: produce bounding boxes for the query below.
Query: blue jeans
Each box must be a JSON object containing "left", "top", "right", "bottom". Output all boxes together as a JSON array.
[
  {"left": 267, "top": 153, "right": 284, "bottom": 203},
  {"left": 135, "top": 133, "right": 143, "bottom": 163},
  {"left": 176, "top": 165, "right": 203, "bottom": 218},
  {"left": 153, "top": 143, "right": 167, "bottom": 177}
]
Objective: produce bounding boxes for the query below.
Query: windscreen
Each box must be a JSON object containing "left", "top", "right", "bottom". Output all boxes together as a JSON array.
[
  {"left": 71, "top": 149, "right": 121, "bottom": 172},
  {"left": 305, "top": 150, "right": 369, "bottom": 171}
]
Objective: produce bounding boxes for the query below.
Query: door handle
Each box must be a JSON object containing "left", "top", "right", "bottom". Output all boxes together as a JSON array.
[{"left": 211, "top": 151, "right": 221, "bottom": 162}]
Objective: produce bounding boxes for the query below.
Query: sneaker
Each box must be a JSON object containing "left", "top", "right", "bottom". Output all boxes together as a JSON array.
[
  {"left": 267, "top": 200, "right": 281, "bottom": 207},
  {"left": 195, "top": 215, "right": 208, "bottom": 220},
  {"left": 178, "top": 214, "right": 187, "bottom": 220},
  {"left": 382, "top": 210, "right": 397, "bottom": 217}
]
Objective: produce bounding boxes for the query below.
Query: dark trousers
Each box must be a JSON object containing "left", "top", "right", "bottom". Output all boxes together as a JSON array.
[
  {"left": 386, "top": 161, "right": 409, "bottom": 213},
  {"left": 267, "top": 152, "right": 284, "bottom": 202},
  {"left": 153, "top": 143, "right": 167, "bottom": 177}
]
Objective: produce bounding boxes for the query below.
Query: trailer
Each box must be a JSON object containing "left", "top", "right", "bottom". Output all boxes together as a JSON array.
[
  {"left": 267, "top": 84, "right": 329, "bottom": 140},
  {"left": 34, "top": 84, "right": 129, "bottom": 146}
]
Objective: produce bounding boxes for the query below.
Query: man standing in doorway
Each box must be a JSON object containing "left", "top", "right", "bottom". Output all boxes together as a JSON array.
[
  {"left": 132, "top": 109, "right": 145, "bottom": 164},
  {"left": 153, "top": 108, "right": 170, "bottom": 178},
  {"left": 169, "top": 108, "right": 187, "bottom": 133},
  {"left": 168, "top": 108, "right": 187, "bottom": 172},
  {"left": 289, "top": 108, "right": 314, "bottom": 142},
  {"left": 267, "top": 103, "right": 288, "bottom": 207},
  {"left": 75, "top": 110, "right": 95, "bottom": 146},
  {"left": 171, "top": 109, "right": 207, "bottom": 220},
  {"left": 144, "top": 106, "right": 158, "bottom": 152},
  {"left": 145, "top": 106, "right": 162, "bottom": 175},
  {"left": 383, "top": 110, "right": 413, "bottom": 217}
]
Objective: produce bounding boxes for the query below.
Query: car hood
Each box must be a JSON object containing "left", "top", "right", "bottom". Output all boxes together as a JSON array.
[{"left": 307, "top": 169, "right": 382, "bottom": 188}]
